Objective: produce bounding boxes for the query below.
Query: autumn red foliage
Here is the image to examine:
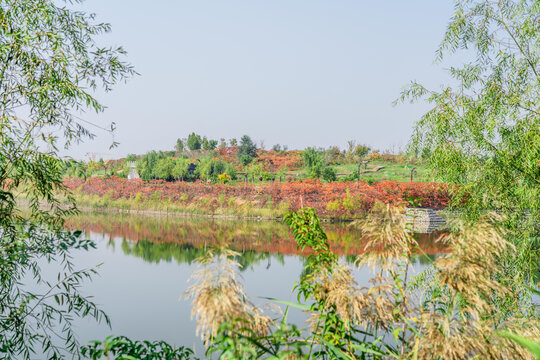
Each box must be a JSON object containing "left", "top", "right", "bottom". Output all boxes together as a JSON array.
[
  {"left": 65, "top": 176, "right": 452, "bottom": 218},
  {"left": 214, "top": 147, "right": 302, "bottom": 171},
  {"left": 255, "top": 149, "right": 303, "bottom": 171},
  {"left": 65, "top": 215, "right": 448, "bottom": 257}
]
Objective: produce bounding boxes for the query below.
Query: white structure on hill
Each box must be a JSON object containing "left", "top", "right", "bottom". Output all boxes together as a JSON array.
[{"left": 127, "top": 161, "right": 140, "bottom": 180}]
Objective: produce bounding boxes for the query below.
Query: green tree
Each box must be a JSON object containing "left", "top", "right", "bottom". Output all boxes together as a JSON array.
[
  {"left": 272, "top": 144, "right": 282, "bottom": 152},
  {"left": 354, "top": 144, "right": 371, "bottom": 159},
  {"left": 229, "top": 138, "right": 238, "bottom": 147},
  {"left": 126, "top": 154, "right": 137, "bottom": 162},
  {"left": 208, "top": 139, "right": 218, "bottom": 150},
  {"left": 121, "top": 162, "right": 132, "bottom": 178},
  {"left": 324, "top": 146, "right": 342, "bottom": 165},
  {"left": 64, "top": 160, "right": 87, "bottom": 178},
  {"left": 137, "top": 151, "right": 165, "bottom": 181},
  {"left": 213, "top": 159, "right": 227, "bottom": 176},
  {"left": 196, "top": 156, "right": 214, "bottom": 180},
  {"left": 172, "top": 158, "right": 190, "bottom": 181},
  {"left": 186, "top": 132, "right": 202, "bottom": 151},
  {"left": 201, "top": 137, "right": 218, "bottom": 151},
  {"left": 302, "top": 147, "right": 325, "bottom": 179},
  {"left": 87, "top": 160, "right": 100, "bottom": 176},
  {"left": 201, "top": 136, "right": 209, "bottom": 150},
  {"left": 0, "top": 0, "right": 134, "bottom": 357},
  {"left": 399, "top": 0, "right": 540, "bottom": 313},
  {"left": 237, "top": 135, "right": 257, "bottom": 165},
  {"left": 154, "top": 157, "right": 175, "bottom": 180},
  {"left": 225, "top": 162, "right": 237, "bottom": 180},
  {"left": 175, "top": 138, "right": 185, "bottom": 153},
  {"left": 98, "top": 158, "right": 105, "bottom": 173}
]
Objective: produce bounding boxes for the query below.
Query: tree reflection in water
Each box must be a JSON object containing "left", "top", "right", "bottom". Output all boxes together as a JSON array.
[{"left": 65, "top": 212, "right": 447, "bottom": 270}]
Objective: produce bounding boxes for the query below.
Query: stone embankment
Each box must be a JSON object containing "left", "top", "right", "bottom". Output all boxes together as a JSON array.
[{"left": 405, "top": 208, "right": 447, "bottom": 233}]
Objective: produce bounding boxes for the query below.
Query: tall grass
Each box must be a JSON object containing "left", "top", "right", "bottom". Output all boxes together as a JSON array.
[
  {"left": 71, "top": 192, "right": 287, "bottom": 219},
  {"left": 184, "top": 205, "right": 540, "bottom": 359}
]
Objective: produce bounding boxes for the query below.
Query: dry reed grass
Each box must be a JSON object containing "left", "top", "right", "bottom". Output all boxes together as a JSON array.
[
  {"left": 411, "top": 214, "right": 540, "bottom": 359},
  {"left": 307, "top": 264, "right": 395, "bottom": 331},
  {"left": 183, "top": 247, "right": 272, "bottom": 343},
  {"left": 183, "top": 205, "right": 539, "bottom": 359},
  {"left": 353, "top": 201, "right": 417, "bottom": 269}
]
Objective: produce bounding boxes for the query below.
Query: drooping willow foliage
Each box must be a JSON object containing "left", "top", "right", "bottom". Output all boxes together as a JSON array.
[
  {"left": 398, "top": 0, "right": 540, "bottom": 313},
  {"left": 0, "top": 0, "right": 134, "bottom": 357}
]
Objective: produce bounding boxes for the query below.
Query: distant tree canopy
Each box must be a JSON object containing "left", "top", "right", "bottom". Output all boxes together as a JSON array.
[
  {"left": 137, "top": 151, "right": 165, "bottom": 181},
  {"left": 201, "top": 137, "right": 209, "bottom": 151},
  {"left": 303, "top": 147, "right": 337, "bottom": 182},
  {"left": 196, "top": 157, "right": 237, "bottom": 181},
  {"left": 302, "top": 147, "right": 325, "bottom": 179},
  {"left": 175, "top": 138, "right": 185, "bottom": 153},
  {"left": 354, "top": 145, "right": 371, "bottom": 158},
  {"left": 71, "top": 132, "right": 412, "bottom": 183},
  {"left": 134, "top": 149, "right": 239, "bottom": 182},
  {"left": 272, "top": 143, "right": 289, "bottom": 152},
  {"left": 272, "top": 144, "right": 282, "bottom": 152},
  {"left": 187, "top": 133, "right": 202, "bottom": 151},
  {"left": 202, "top": 137, "right": 218, "bottom": 151},
  {"left": 64, "top": 160, "right": 87, "bottom": 178},
  {"left": 237, "top": 135, "right": 257, "bottom": 165},
  {"left": 74, "top": 133, "right": 405, "bottom": 183}
]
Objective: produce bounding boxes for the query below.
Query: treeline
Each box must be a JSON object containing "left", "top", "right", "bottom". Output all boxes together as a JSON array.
[
  {"left": 136, "top": 151, "right": 238, "bottom": 182},
  {"left": 137, "top": 134, "right": 258, "bottom": 181},
  {"left": 65, "top": 133, "right": 420, "bottom": 183}
]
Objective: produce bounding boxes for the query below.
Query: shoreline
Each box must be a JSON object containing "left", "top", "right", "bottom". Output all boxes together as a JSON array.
[
  {"left": 65, "top": 176, "right": 452, "bottom": 224},
  {"left": 73, "top": 203, "right": 448, "bottom": 233},
  {"left": 72, "top": 203, "right": 356, "bottom": 223}
]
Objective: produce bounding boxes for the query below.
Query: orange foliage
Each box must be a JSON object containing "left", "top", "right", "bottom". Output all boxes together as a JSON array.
[{"left": 65, "top": 177, "right": 453, "bottom": 218}]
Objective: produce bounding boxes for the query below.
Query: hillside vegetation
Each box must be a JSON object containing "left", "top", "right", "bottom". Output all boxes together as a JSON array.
[{"left": 66, "top": 135, "right": 431, "bottom": 184}]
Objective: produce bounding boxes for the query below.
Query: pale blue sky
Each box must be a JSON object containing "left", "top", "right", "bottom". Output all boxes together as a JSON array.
[{"left": 70, "top": 0, "right": 456, "bottom": 159}]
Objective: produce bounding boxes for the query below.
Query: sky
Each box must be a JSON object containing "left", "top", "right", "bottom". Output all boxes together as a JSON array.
[{"left": 67, "top": 0, "right": 457, "bottom": 160}]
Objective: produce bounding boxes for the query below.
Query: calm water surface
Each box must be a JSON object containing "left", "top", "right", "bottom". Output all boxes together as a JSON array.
[{"left": 55, "top": 212, "right": 445, "bottom": 356}]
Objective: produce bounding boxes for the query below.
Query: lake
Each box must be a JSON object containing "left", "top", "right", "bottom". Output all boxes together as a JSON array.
[{"left": 56, "top": 212, "right": 446, "bottom": 357}]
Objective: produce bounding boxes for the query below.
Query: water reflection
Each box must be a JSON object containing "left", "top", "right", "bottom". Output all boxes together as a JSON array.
[
  {"left": 66, "top": 212, "right": 447, "bottom": 265},
  {"left": 61, "top": 212, "right": 446, "bottom": 354}
]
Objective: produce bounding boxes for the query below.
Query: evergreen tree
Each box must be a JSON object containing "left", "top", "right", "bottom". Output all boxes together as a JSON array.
[
  {"left": 187, "top": 132, "right": 202, "bottom": 150},
  {"left": 237, "top": 135, "right": 257, "bottom": 165}
]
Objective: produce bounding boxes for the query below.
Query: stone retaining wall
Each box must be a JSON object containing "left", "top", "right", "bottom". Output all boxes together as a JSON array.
[{"left": 405, "top": 208, "right": 447, "bottom": 233}]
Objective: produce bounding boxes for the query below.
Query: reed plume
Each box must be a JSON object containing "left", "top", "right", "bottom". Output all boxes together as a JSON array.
[
  {"left": 412, "top": 215, "right": 540, "bottom": 359},
  {"left": 354, "top": 201, "right": 417, "bottom": 269},
  {"left": 183, "top": 247, "right": 272, "bottom": 343}
]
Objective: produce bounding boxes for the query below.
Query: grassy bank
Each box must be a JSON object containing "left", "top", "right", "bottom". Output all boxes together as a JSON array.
[
  {"left": 66, "top": 177, "right": 452, "bottom": 220},
  {"left": 334, "top": 160, "right": 431, "bottom": 182},
  {"left": 72, "top": 192, "right": 289, "bottom": 219}
]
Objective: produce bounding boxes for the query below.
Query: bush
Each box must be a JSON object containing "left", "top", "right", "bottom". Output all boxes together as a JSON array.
[
  {"left": 321, "top": 166, "right": 337, "bottom": 182},
  {"left": 81, "top": 336, "right": 195, "bottom": 359},
  {"left": 218, "top": 173, "right": 231, "bottom": 184}
]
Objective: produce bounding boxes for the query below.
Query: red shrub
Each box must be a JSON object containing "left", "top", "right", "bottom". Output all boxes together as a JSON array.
[{"left": 64, "top": 176, "right": 452, "bottom": 218}]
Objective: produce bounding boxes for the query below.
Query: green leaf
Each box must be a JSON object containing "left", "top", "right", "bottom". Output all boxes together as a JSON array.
[
  {"left": 498, "top": 332, "right": 540, "bottom": 359},
  {"left": 259, "top": 297, "right": 311, "bottom": 311}
]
